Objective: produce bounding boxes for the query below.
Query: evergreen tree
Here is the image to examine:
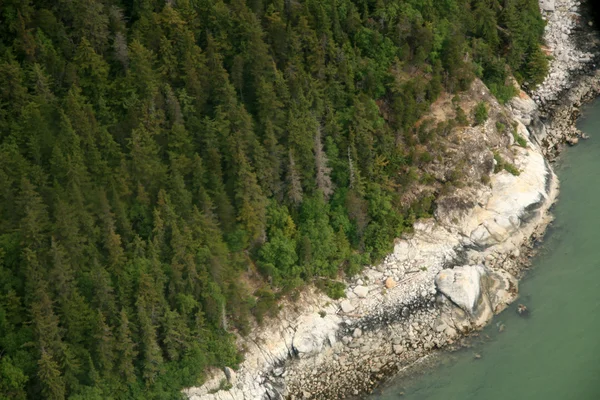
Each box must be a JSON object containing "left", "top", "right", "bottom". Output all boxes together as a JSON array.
[
  {"left": 0, "top": 0, "right": 550, "bottom": 398},
  {"left": 114, "top": 309, "right": 137, "bottom": 385}
]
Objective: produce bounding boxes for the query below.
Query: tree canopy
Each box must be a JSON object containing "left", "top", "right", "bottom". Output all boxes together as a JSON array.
[{"left": 0, "top": 0, "right": 547, "bottom": 398}]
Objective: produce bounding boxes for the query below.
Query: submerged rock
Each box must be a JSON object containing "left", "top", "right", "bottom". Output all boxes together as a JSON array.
[{"left": 517, "top": 304, "right": 530, "bottom": 316}]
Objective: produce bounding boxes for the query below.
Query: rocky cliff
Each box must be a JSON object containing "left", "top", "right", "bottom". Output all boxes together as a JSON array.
[{"left": 184, "top": 1, "right": 600, "bottom": 399}]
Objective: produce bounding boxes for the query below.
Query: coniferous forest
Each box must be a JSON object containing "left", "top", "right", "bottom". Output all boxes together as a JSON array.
[{"left": 0, "top": 0, "right": 548, "bottom": 399}]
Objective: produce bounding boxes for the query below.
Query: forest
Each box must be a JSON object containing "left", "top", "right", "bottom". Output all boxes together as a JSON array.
[{"left": 0, "top": 0, "right": 548, "bottom": 398}]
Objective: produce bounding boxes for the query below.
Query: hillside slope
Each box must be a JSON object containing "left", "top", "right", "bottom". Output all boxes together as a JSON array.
[{"left": 0, "top": 1, "right": 549, "bottom": 399}]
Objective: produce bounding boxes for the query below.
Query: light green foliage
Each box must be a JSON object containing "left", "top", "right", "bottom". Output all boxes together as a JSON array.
[
  {"left": 0, "top": 0, "right": 546, "bottom": 398},
  {"left": 494, "top": 152, "right": 521, "bottom": 176},
  {"left": 455, "top": 105, "right": 469, "bottom": 126},
  {"left": 512, "top": 129, "right": 528, "bottom": 147}
]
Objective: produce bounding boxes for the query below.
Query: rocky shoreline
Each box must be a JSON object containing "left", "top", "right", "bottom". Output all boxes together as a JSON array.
[{"left": 184, "top": 1, "right": 600, "bottom": 399}]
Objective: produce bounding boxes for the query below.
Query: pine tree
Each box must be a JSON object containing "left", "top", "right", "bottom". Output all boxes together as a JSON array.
[
  {"left": 0, "top": 0, "right": 551, "bottom": 397},
  {"left": 314, "top": 126, "right": 334, "bottom": 199},
  {"left": 94, "top": 311, "right": 115, "bottom": 377},
  {"left": 162, "top": 309, "right": 191, "bottom": 361},
  {"left": 37, "top": 350, "right": 66, "bottom": 400},
  {"left": 286, "top": 150, "right": 303, "bottom": 205},
  {"left": 115, "top": 309, "right": 137, "bottom": 385},
  {"left": 16, "top": 178, "right": 49, "bottom": 251},
  {"left": 234, "top": 149, "right": 267, "bottom": 243},
  {"left": 136, "top": 298, "right": 163, "bottom": 384}
]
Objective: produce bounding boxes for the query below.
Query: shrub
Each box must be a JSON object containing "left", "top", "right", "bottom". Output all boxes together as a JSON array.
[
  {"left": 512, "top": 128, "right": 527, "bottom": 147},
  {"left": 455, "top": 105, "right": 469, "bottom": 126},
  {"left": 253, "top": 288, "right": 278, "bottom": 324},
  {"left": 493, "top": 151, "right": 520, "bottom": 176},
  {"left": 503, "top": 162, "right": 520, "bottom": 176},
  {"left": 489, "top": 83, "right": 519, "bottom": 104},
  {"left": 316, "top": 279, "right": 346, "bottom": 300},
  {"left": 474, "top": 102, "right": 488, "bottom": 125}
]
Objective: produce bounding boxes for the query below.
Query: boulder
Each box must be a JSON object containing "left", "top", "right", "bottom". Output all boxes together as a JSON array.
[
  {"left": 539, "top": 0, "right": 554, "bottom": 11},
  {"left": 509, "top": 91, "right": 537, "bottom": 125},
  {"left": 435, "top": 265, "right": 518, "bottom": 328},
  {"left": 435, "top": 265, "right": 486, "bottom": 315},
  {"left": 340, "top": 300, "right": 355, "bottom": 314},
  {"left": 223, "top": 367, "right": 236, "bottom": 384},
  {"left": 292, "top": 314, "right": 340, "bottom": 358},
  {"left": 353, "top": 285, "right": 369, "bottom": 298},
  {"left": 567, "top": 137, "right": 579, "bottom": 146}
]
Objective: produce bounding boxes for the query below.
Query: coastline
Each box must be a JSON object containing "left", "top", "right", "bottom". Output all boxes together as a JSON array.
[{"left": 185, "top": 1, "right": 600, "bottom": 399}]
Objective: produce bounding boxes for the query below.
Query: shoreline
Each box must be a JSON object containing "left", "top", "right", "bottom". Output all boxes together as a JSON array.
[{"left": 185, "top": 1, "right": 600, "bottom": 399}]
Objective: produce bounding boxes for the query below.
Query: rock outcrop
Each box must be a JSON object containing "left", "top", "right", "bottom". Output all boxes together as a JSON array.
[
  {"left": 185, "top": 1, "right": 600, "bottom": 399},
  {"left": 185, "top": 80, "right": 559, "bottom": 400},
  {"left": 436, "top": 265, "right": 517, "bottom": 330},
  {"left": 512, "top": 0, "right": 600, "bottom": 160}
]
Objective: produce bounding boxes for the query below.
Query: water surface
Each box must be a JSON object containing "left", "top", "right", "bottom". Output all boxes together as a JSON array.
[{"left": 370, "top": 100, "right": 600, "bottom": 400}]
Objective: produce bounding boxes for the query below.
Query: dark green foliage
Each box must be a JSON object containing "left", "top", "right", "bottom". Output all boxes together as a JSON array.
[
  {"left": 489, "top": 83, "right": 519, "bottom": 104},
  {"left": 0, "top": 0, "right": 546, "bottom": 398},
  {"left": 315, "top": 279, "right": 347, "bottom": 300},
  {"left": 474, "top": 102, "right": 489, "bottom": 125},
  {"left": 251, "top": 288, "right": 278, "bottom": 324}
]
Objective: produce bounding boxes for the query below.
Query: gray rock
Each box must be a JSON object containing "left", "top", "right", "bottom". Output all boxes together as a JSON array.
[
  {"left": 401, "top": 307, "right": 410, "bottom": 317},
  {"left": 223, "top": 366, "right": 236, "bottom": 384},
  {"left": 353, "top": 328, "right": 362, "bottom": 338}
]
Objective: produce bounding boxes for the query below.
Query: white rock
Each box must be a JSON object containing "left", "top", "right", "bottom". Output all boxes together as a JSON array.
[
  {"left": 292, "top": 314, "right": 341, "bottom": 358},
  {"left": 340, "top": 300, "right": 355, "bottom": 313},
  {"left": 353, "top": 285, "right": 369, "bottom": 298},
  {"left": 435, "top": 265, "right": 486, "bottom": 314}
]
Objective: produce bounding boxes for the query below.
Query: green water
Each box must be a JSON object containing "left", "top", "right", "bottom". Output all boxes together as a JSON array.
[{"left": 371, "top": 101, "right": 600, "bottom": 400}]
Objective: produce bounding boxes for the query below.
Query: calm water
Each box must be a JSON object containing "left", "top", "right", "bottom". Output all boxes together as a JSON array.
[{"left": 371, "top": 101, "right": 600, "bottom": 400}]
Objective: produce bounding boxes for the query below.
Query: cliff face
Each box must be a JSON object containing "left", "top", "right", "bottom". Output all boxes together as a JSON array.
[{"left": 185, "top": 1, "right": 600, "bottom": 399}]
